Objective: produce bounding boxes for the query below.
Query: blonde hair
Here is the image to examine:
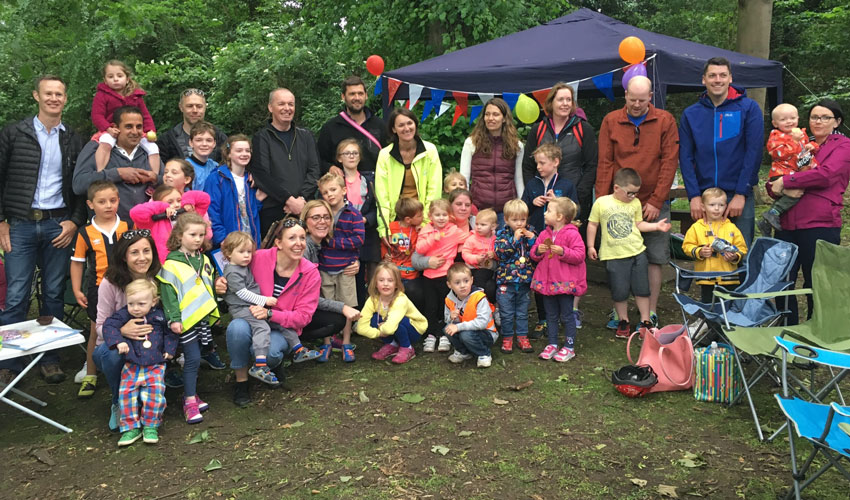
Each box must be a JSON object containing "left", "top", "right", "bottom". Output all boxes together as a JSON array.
[
  {"left": 220, "top": 231, "right": 255, "bottom": 259},
  {"left": 300, "top": 199, "right": 334, "bottom": 240},
  {"left": 125, "top": 279, "right": 158, "bottom": 300},
  {"left": 533, "top": 142, "right": 561, "bottom": 162},
  {"left": 771, "top": 103, "right": 798, "bottom": 121},
  {"left": 368, "top": 262, "right": 404, "bottom": 308},
  {"left": 701, "top": 187, "right": 727, "bottom": 204},
  {"left": 336, "top": 138, "right": 361, "bottom": 158},
  {"left": 317, "top": 172, "right": 346, "bottom": 190},
  {"left": 447, "top": 262, "right": 472, "bottom": 280},
  {"left": 103, "top": 60, "right": 140, "bottom": 96},
  {"left": 443, "top": 171, "right": 467, "bottom": 193},
  {"left": 502, "top": 199, "right": 528, "bottom": 219},
  {"left": 429, "top": 198, "right": 451, "bottom": 215},
  {"left": 548, "top": 197, "right": 577, "bottom": 224},
  {"left": 166, "top": 212, "right": 210, "bottom": 252},
  {"left": 476, "top": 208, "right": 497, "bottom": 225}
]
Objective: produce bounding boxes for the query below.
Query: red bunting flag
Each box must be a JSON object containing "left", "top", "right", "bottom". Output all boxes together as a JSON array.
[
  {"left": 387, "top": 78, "right": 402, "bottom": 103},
  {"left": 532, "top": 89, "right": 551, "bottom": 110},
  {"left": 452, "top": 91, "right": 469, "bottom": 126}
]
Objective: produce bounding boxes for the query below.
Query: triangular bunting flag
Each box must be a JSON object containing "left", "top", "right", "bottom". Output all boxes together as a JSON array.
[
  {"left": 469, "top": 105, "right": 484, "bottom": 125},
  {"left": 502, "top": 92, "right": 520, "bottom": 110},
  {"left": 421, "top": 89, "right": 446, "bottom": 121},
  {"left": 478, "top": 93, "right": 494, "bottom": 105},
  {"left": 453, "top": 91, "right": 468, "bottom": 117},
  {"left": 567, "top": 81, "right": 579, "bottom": 100},
  {"left": 374, "top": 77, "right": 382, "bottom": 96},
  {"left": 421, "top": 101, "right": 434, "bottom": 121},
  {"left": 452, "top": 105, "right": 464, "bottom": 126},
  {"left": 387, "top": 78, "right": 402, "bottom": 103},
  {"left": 437, "top": 101, "right": 451, "bottom": 117},
  {"left": 591, "top": 73, "right": 615, "bottom": 101},
  {"left": 408, "top": 84, "right": 423, "bottom": 109},
  {"left": 532, "top": 89, "right": 551, "bottom": 108}
]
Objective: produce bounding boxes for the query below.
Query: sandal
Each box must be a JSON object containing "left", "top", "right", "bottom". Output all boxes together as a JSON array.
[
  {"left": 248, "top": 365, "right": 280, "bottom": 386},
  {"left": 78, "top": 375, "right": 97, "bottom": 398},
  {"left": 316, "top": 343, "right": 333, "bottom": 363}
]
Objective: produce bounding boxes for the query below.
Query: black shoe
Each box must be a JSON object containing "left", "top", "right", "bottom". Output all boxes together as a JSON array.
[
  {"left": 763, "top": 210, "right": 782, "bottom": 231},
  {"left": 271, "top": 364, "right": 292, "bottom": 391},
  {"left": 757, "top": 216, "right": 774, "bottom": 237},
  {"left": 233, "top": 381, "right": 251, "bottom": 407}
]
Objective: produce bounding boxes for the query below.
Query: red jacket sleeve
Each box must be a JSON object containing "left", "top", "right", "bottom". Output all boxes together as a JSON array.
[{"left": 90, "top": 90, "right": 112, "bottom": 132}]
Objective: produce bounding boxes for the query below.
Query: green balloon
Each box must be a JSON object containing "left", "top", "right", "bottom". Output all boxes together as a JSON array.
[{"left": 515, "top": 94, "right": 540, "bottom": 124}]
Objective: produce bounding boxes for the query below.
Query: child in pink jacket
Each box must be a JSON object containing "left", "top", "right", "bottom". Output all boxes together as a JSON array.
[
  {"left": 130, "top": 185, "right": 210, "bottom": 263},
  {"left": 461, "top": 208, "right": 497, "bottom": 304},
  {"left": 530, "top": 197, "right": 587, "bottom": 363}
]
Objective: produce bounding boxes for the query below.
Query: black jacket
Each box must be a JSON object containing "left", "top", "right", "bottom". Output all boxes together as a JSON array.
[
  {"left": 317, "top": 110, "right": 386, "bottom": 173},
  {"left": 158, "top": 121, "right": 228, "bottom": 163},
  {"left": 0, "top": 116, "right": 85, "bottom": 226}
]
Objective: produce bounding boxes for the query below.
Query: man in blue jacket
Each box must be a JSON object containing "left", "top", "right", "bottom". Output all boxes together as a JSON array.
[{"left": 679, "top": 57, "right": 764, "bottom": 247}]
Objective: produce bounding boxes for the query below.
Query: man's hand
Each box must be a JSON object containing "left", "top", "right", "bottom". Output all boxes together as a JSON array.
[
  {"left": 0, "top": 221, "right": 11, "bottom": 252},
  {"left": 285, "top": 196, "right": 306, "bottom": 215},
  {"left": 51, "top": 220, "right": 77, "bottom": 248},
  {"left": 642, "top": 202, "right": 660, "bottom": 222},
  {"left": 724, "top": 194, "right": 746, "bottom": 219},
  {"left": 689, "top": 197, "right": 705, "bottom": 222},
  {"left": 117, "top": 167, "right": 147, "bottom": 184},
  {"left": 444, "top": 324, "right": 459, "bottom": 336}
]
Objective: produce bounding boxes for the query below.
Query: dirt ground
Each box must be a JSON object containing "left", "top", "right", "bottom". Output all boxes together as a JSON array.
[{"left": 0, "top": 280, "right": 847, "bottom": 500}]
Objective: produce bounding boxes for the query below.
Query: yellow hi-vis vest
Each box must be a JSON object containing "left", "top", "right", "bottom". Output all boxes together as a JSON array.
[
  {"left": 445, "top": 290, "right": 496, "bottom": 335},
  {"left": 157, "top": 256, "right": 219, "bottom": 331}
]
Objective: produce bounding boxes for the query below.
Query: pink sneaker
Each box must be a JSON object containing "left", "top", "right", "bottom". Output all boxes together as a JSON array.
[
  {"left": 183, "top": 398, "right": 203, "bottom": 424},
  {"left": 196, "top": 396, "right": 209, "bottom": 413},
  {"left": 553, "top": 347, "right": 575, "bottom": 363},
  {"left": 391, "top": 346, "right": 415, "bottom": 364},
  {"left": 372, "top": 343, "right": 400, "bottom": 361},
  {"left": 539, "top": 344, "right": 558, "bottom": 360}
]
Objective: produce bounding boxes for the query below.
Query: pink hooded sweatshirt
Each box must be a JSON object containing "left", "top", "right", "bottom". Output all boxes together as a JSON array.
[
  {"left": 249, "top": 248, "right": 320, "bottom": 335},
  {"left": 415, "top": 222, "right": 468, "bottom": 279},
  {"left": 530, "top": 223, "right": 587, "bottom": 296},
  {"left": 461, "top": 233, "right": 496, "bottom": 269},
  {"left": 129, "top": 190, "right": 210, "bottom": 263}
]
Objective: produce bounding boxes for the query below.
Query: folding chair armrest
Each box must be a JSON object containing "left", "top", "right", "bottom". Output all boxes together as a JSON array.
[
  {"left": 830, "top": 402, "right": 850, "bottom": 419},
  {"left": 669, "top": 262, "right": 746, "bottom": 281},
  {"left": 714, "top": 288, "right": 812, "bottom": 301},
  {"left": 775, "top": 336, "right": 850, "bottom": 370}
]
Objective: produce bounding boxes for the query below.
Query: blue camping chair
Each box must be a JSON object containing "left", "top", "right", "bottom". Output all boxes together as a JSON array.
[
  {"left": 671, "top": 237, "right": 799, "bottom": 440},
  {"left": 774, "top": 336, "right": 850, "bottom": 500}
]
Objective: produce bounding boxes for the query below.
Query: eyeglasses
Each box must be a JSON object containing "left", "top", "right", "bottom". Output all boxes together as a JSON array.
[
  {"left": 122, "top": 229, "right": 151, "bottom": 240},
  {"left": 339, "top": 151, "right": 360, "bottom": 157},
  {"left": 810, "top": 115, "right": 835, "bottom": 123},
  {"left": 633, "top": 126, "right": 640, "bottom": 146},
  {"left": 308, "top": 214, "right": 332, "bottom": 222},
  {"left": 182, "top": 88, "right": 205, "bottom": 97},
  {"left": 626, "top": 191, "right": 639, "bottom": 197}
]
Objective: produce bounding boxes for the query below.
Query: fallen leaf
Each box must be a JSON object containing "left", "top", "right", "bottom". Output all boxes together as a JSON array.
[
  {"left": 677, "top": 459, "right": 701, "bottom": 468},
  {"left": 188, "top": 430, "right": 210, "bottom": 444},
  {"left": 359, "top": 391, "right": 369, "bottom": 403},
  {"left": 458, "top": 431, "right": 473, "bottom": 437},
  {"left": 431, "top": 445, "right": 450, "bottom": 456},
  {"left": 594, "top": 444, "right": 607, "bottom": 450},
  {"left": 492, "top": 398, "right": 509, "bottom": 405},
  {"left": 391, "top": 435, "right": 400, "bottom": 441},
  {"left": 230, "top": 475, "right": 243, "bottom": 483},
  {"left": 657, "top": 485, "right": 678, "bottom": 498},
  {"left": 289, "top": 421, "right": 304, "bottom": 428},
  {"left": 204, "top": 459, "right": 223, "bottom": 472},
  {"left": 340, "top": 475, "right": 352, "bottom": 483},
  {"left": 401, "top": 393, "right": 425, "bottom": 404},
  {"left": 630, "top": 478, "right": 647, "bottom": 487},
  {"left": 506, "top": 380, "right": 534, "bottom": 391},
  {"left": 593, "top": 366, "right": 604, "bottom": 372},
  {"left": 31, "top": 449, "right": 55, "bottom": 466},
  {"left": 556, "top": 374, "right": 569, "bottom": 382}
]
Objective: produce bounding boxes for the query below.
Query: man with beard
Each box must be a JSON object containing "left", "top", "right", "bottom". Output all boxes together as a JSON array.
[
  {"left": 317, "top": 76, "right": 386, "bottom": 174},
  {"left": 157, "top": 88, "right": 228, "bottom": 163}
]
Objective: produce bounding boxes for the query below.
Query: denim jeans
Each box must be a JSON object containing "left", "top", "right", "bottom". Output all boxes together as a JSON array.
[
  {"left": 93, "top": 342, "right": 126, "bottom": 405},
  {"left": 447, "top": 329, "right": 494, "bottom": 357},
  {"left": 372, "top": 313, "right": 422, "bottom": 348},
  {"left": 226, "top": 318, "right": 291, "bottom": 370},
  {"left": 724, "top": 190, "right": 754, "bottom": 249},
  {"left": 0, "top": 217, "right": 70, "bottom": 370},
  {"left": 182, "top": 338, "right": 201, "bottom": 398},
  {"left": 496, "top": 283, "right": 530, "bottom": 338},
  {"left": 543, "top": 294, "right": 576, "bottom": 348}
]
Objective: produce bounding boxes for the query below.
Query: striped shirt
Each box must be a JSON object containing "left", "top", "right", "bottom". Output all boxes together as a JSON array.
[
  {"left": 71, "top": 217, "right": 129, "bottom": 285},
  {"left": 318, "top": 202, "right": 365, "bottom": 274}
]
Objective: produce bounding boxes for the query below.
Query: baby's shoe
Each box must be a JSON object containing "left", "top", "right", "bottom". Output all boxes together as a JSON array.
[
  {"left": 342, "top": 344, "right": 356, "bottom": 363},
  {"left": 437, "top": 336, "right": 452, "bottom": 352},
  {"left": 423, "top": 334, "right": 437, "bottom": 353},
  {"left": 184, "top": 398, "right": 203, "bottom": 424},
  {"left": 293, "top": 345, "right": 321, "bottom": 363},
  {"left": 516, "top": 336, "right": 534, "bottom": 353},
  {"left": 500, "top": 337, "right": 513, "bottom": 354},
  {"left": 316, "top": 343, "right": 332, "bottom": 363}
]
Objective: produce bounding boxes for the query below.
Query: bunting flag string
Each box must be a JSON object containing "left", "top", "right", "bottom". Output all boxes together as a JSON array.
[
  {"left": 437, "top": 101, "right": 451, "bottom": 117},
  {"left": 477, "top": 93, "right": 494, "bottom": 105},
  {"left": 421, "top": 88, "right": 446, "bottom": 122}
]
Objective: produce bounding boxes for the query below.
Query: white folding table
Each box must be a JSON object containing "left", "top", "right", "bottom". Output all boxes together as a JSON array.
[{"left": 0, "top": 319, "right": 84, "bottom": 433}]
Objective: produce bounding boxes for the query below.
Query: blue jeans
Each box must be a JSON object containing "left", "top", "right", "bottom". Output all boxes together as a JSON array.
[
  {"left": 226, "top": 319, "right": 291, "bottom": 370},
  {"left": 496, "top": 283, "right": 530, "bottom": 338},
  {"left": 0, "top": 217, "right": 70, "bottom": 370},
  {"left": 725, "top": 190, "right": 754, "bottom": 249},
  {"left": 93, "top": 342, "right": 126, "bottom": 405},
  {"left": 447, "top": 329, "right": 494, "bottom": 357},
  {"left": 372, "top": 314, "right": 422, "bottom": 348},
  {"left": 182, "top": 338, "right": 200, "bottom": 398},
  {"left": 543, "top": 294, "right": 576, "bottom": 348}
]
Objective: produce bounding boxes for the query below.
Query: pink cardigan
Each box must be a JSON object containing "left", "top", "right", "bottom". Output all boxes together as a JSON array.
[
  {"left": 250, "top": 248, "right": 320, "bottom": 334},
  {"left": 461, "top": 233, "right": 495, "bottom": 269},
  {"left": 129, "top": 190, "right": 210, "bottom": 263},
  {"left": 91, "top": 82, "right": 156, "bottom": 133},
  {"left": 530, "top": 223, "right": 587, "bottom": 296},
  {"left": 415, "top": 222, "right": 468, "bottom": 279}
]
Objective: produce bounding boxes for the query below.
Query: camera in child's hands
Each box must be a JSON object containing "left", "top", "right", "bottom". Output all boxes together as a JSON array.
[{"left": 710, "top": 238, "right": 738, "bottom": 255}]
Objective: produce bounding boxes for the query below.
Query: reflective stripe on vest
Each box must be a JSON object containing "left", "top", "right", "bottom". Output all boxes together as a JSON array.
[
  {"left": 157, "top": 258, "right": 219, "bottom": 330},
  {"left": 445, "top": 290, "right": 496, "bottom": 334}
]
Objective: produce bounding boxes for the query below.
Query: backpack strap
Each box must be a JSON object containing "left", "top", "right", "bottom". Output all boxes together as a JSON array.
[
  {"left": 535, "top": 121, "right": 546, "bottom": 148},
  {"left": 573, "top": 121, "right": 584, "bottom": 148}
]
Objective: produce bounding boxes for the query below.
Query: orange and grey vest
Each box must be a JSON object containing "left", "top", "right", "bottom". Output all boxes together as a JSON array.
[{"left": 444, "top": 289, "right": 496, "bottom": 335}]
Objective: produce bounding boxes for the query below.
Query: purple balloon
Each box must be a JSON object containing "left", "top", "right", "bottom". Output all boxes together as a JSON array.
[{"left": 622, "top": 63, "right": 648, "bottom": 89}]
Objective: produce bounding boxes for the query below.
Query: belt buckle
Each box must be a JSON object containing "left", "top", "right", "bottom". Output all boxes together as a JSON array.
[{"left": 32, "top": 209, "right": 44, "bottom": 221}]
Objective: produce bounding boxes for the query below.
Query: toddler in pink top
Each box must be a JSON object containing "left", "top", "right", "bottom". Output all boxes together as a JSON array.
[
  {"left": 130, "top": 185, "right": 210, "bottom": 264},
  {"left": 461, "top": 208, "right": 497, "bottom": 305}
]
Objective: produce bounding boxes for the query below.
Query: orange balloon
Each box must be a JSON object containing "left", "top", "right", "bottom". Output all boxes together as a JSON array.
[{"left": 619, "top": 37, "right": 646, "bottom": 64}]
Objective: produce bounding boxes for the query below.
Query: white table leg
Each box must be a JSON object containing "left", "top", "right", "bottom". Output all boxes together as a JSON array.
[{"left": 0, "top": 352, "right": 73, "bottom": 432}]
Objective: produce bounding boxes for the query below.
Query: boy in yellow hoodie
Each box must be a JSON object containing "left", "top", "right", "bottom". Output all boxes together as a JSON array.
[{"left": 682, "top": 188, "right": 748, "bottom": 303}]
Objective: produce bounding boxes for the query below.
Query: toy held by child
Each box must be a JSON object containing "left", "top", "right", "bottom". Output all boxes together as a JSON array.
[
  {"left": 530, "top": 197, "right": 587, "bottom": 362},
  {"left": 102, "top": 280, "right": 178, "bottom": 446},
  {"left": 130, "top": 184, "right": 210, "bottom": 264},
  {"left": 357, "top": 262, "right": 428, "bottom": 364},
  {"left": 444, "top": 263, "right": 497, "bottom": 368},
  {"left": 759, "top": 103, "right": 820, "bottom": 235}
]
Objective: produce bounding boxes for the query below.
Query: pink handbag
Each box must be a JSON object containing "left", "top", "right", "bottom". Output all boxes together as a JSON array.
[{"left": 627, "top": 324, "right": 694, "bottom": 393}]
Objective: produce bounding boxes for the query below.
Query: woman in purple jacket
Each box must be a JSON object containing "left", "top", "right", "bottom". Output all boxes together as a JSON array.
[{"left": 769, "top": 99, "right": 850, "bottom": 323}]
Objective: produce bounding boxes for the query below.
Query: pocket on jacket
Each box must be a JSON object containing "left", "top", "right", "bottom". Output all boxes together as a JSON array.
[{"left": 715, "top": 111, "right": 741, "bottom": 143}]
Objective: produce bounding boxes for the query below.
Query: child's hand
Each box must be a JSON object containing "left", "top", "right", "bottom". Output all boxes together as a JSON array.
[
  {"left": 532, "top": 196, "right": 547, "bottom": 207},
  {"left": 106, "top": 126, "right": 119, "bottom": 138},
  {"left": 444, "top": 324, "right": 459, "bottom": 336},
  {"left": 117, "top": 342, "right": 129, "bottom": 354},
  {"left": 255, "top": 189, "right": 268, "bottom": 202},
  {"left": 74, "top": 290, "right": 88, "bottom": 308},
  {"left": 537, "top": 243, "right": 550, "bottom": 255},
  {"left": 791, "top": 128, "right": 804, "bottom": 142},
  {"left": 722, "top": 251, "right": 738, "bottom": 262},
  {"left": 699, "top": 246, "right": 713, "bottom": 258},
  {"left": 450, "top": 309, "right": 460, "bottom": 322},
  {"left": 183, "top": 204, "right": 195, "bottom": 213},
  {"left": 170, "top": 322, "right": 183, "bottom": 334},
  {"left": 434, "top": 232, "right": 442, "bottom": 241},
  {"left": 549, "top": 244, "right": 564, "bottom": 256},
  {"left": 655, "top": 218, "right": 671, "bottom": 232},
  {"left": 514, "top": 228, "right": 524, "bottom": 240},
  {"left": 265, "top": 297, "right": 278, "bottom": 307},
  {"left": 163, "top": 353, "right": 173, "bottom": 360},
  {"left": 587, "top": 247, "right": 598, "bottom": 260},
  {"left": 486, "top": 250, "right": 496, "bottom": 259},
  {"left": 165, "top": 207, "right": 176, "bottom": 218},
  {"left": 522, "top": 229, "right": 535, "bottom": 239}
]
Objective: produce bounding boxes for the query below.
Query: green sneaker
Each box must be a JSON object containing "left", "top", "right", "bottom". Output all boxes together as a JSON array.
[
  {"left": 143, "top": 427, "right": 159, "bottom": 444},
  {"left": 118, "top": 429, "right": 142, "bottom": 447}
]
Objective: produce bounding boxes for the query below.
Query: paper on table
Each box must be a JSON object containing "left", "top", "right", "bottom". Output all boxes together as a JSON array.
[{"left": 2, "top": 326, "right": 80, "bottom": 351}]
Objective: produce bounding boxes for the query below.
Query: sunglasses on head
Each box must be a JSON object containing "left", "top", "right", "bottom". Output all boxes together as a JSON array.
[
  {"left": 182, "top": 88, "right": 205, "bottom": 97},
  {"left": 122, "top": 229, "right": 151, "bottom": 240}
]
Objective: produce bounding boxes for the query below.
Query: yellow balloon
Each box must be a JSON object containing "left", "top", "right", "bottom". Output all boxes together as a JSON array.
[{"left": 515, "top": 94, "right": 540, "bottom": 124}]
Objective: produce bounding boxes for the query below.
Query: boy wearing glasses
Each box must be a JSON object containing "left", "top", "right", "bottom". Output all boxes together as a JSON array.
[{"left": 586, "top": 168, "right": 671, "bottom": 338}]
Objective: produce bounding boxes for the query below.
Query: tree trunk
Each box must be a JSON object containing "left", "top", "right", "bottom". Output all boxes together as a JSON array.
[{"left": 736, "top": 0, "right": 774, "bottom": 112}]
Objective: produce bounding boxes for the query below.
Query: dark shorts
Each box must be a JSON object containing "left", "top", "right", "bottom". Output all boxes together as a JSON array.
[
  {"left": 86, "top": 283, "right": 99, "bottom": 323},
  {"left": 643, "top": 203, "right": 671, "bottom": 265},
  {"left": 606, "top": 252, "right": 650, "bottom": 302}
]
